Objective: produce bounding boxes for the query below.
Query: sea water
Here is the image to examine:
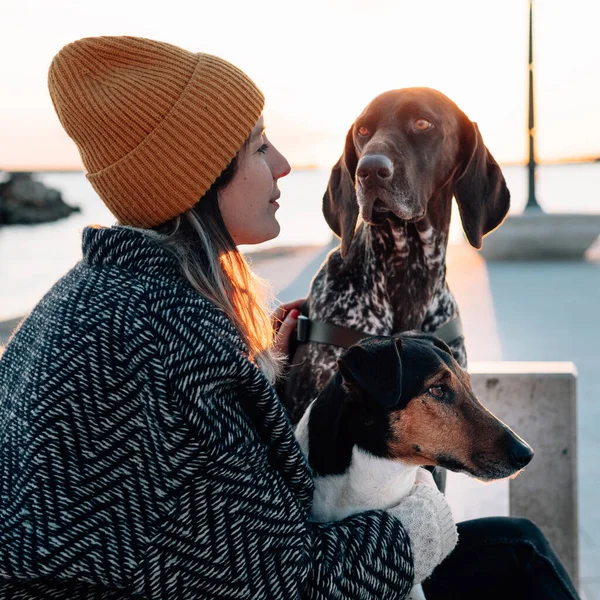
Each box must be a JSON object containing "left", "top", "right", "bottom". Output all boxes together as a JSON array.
[{"left": 1, "top": 163, "right": 599, "bottom": 321}]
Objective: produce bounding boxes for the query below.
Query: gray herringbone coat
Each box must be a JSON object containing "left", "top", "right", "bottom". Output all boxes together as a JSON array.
[{"left": 0, "top": 226, "right": 413, "bottom": 599}]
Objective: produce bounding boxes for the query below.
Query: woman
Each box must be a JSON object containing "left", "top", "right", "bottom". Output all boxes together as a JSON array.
[{"left": 0, "top": 36, "right": 579, "bottom": 599}]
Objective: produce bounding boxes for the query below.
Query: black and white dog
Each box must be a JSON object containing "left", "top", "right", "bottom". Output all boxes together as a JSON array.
[{"left": 295, "top": 333, "right": 533, "bottom": 596}]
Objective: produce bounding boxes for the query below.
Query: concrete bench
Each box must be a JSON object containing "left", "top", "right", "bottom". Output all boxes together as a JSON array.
[{"left": 446, "top": 362, "right": 579, "bottom": 587}]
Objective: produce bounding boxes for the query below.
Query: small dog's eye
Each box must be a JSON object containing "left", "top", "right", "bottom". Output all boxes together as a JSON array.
[
  {"left": 428, "top": 385, "right": 445, "bottom": 399},
  {"left": 415, "top": 118, "right": 433, "bottom": 131},
  {"left": 357, "top": 126, "right": 370, "bottom": 137}
]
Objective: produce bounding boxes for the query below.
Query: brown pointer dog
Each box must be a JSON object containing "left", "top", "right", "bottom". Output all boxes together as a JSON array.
[{"left": 283, "top": 88, "right": 510, "bottom": 426}]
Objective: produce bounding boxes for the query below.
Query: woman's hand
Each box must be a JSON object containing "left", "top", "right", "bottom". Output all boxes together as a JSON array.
[
  {"left": 272, "top": 298, "right": 305, "bottom": 357},
  {"left": 387, "top": 471, "right": 458, "bottom": 584}
]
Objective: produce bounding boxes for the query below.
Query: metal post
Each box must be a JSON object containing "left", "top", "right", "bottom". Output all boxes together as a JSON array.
[{"left": 525, "top": 0, "right": 542, "bottom": 211}]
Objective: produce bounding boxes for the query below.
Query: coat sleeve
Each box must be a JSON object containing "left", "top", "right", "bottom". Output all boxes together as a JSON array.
[
  {"left": 130, "top": 442, "right": 414, "bottom": 599},
  {"left": 304, "top": 512, "right": 414, "bottom": 598}
]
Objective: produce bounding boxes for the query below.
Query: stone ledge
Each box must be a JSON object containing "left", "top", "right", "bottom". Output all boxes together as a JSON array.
[
  {"left": 469, "top": 362, "right": 579, "bottom": 587},
  {"left": 479, "top": 213, "right": 600, "bottom": 260}
]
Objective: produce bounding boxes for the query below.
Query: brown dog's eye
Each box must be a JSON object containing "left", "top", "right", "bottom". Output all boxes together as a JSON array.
[
  {"left": 415, "top": 118, "right": 433, "bottom": 131},
  {"left": 357, "top": 126, "right": 369, "bottom": 137},
  {"left": 428, "top": 385, "right": 445, "bottom": 399}
]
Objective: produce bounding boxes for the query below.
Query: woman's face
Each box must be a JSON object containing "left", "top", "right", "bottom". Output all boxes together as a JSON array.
[{"left": 218, "top": 116, "right": 291, "bottom": 246}]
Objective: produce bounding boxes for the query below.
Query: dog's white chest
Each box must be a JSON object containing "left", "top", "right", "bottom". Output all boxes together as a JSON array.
[
  {"left": 309, "top": 447, "right": 419, "bottom": 523},
  {"left": 296, "top": 408, "right": 426, "bottom": 599}
]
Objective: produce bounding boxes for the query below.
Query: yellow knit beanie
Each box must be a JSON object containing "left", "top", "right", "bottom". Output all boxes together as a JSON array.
[{"left": 48, "top": 36, "right": 265, "bottom": 227}]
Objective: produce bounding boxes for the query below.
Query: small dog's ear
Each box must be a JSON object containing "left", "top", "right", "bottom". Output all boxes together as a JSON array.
[
  {"left": 402, "top": 331, "right": 453, "bottom": 357},
  {"left": 453, "top": 120, "right": 510, "bottom": 249},
  {"left": 430, "top": 336, "right": 452, "bottom": 356},
  {"left": 337, "top": 338, "right": 402, "bottom": 408},
  {"left": 323, "top": 126, "right": 359, "bottom": 258}
]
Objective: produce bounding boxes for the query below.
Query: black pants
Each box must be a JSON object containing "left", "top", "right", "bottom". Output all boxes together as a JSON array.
[{"left": 422, "top": 517, "right": 580, "bottom": 600}]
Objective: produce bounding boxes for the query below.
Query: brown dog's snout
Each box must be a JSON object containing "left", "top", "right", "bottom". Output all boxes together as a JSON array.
[{"left": 357, "top": 154, "right": 394, "bottom": 185}]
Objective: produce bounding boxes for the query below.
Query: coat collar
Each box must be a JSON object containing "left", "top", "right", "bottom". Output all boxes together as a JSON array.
[{"left": 82, "top": 225, "right": 183, "bottom": 280}]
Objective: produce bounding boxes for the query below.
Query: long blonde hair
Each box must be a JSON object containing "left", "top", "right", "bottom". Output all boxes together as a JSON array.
[{"left": 153, "top": 156, "right": 283, "bottom": 382}]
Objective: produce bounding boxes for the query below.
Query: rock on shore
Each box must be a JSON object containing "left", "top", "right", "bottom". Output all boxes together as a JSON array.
[{"left": 0, "top": 172, "right": 80, "bottom": 225}]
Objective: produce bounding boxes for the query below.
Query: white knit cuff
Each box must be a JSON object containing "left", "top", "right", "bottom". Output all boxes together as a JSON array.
[
  {"left": 388, "top": 484, "right": 458, "bottom": 584},
  {"left": 416, "top": 485, "right": 458, "bottom": 565}
]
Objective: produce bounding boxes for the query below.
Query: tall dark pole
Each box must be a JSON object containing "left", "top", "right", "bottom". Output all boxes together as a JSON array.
[{"left": 526, "top": 0, "right": 542, "bottom": 211}]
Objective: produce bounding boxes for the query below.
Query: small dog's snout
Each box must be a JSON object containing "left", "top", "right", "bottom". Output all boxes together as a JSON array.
[
  {"left": 357, "top": 155, "right": 393, "bottom": 184},
  {"left": 510, "top": 439, "right": 534, "bottom": 469}
]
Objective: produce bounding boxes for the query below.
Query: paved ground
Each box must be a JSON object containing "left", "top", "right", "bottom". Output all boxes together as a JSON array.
[
  {"left": 0, "top": 316, "right": 23, "bottom": 347},
  {"left": 484, "top": 257, "right": 600, "bottom": 599}
]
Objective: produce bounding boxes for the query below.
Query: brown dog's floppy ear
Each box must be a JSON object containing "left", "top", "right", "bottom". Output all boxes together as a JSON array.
[
  {"left": 337, "top": 338, "right": 402, "bottom": 408},
  {"left": 323, "top": 126, "right": 359, "bottom": 257},
  {"left": 453, "top": 121, "right": 510, "bottom": 249}
]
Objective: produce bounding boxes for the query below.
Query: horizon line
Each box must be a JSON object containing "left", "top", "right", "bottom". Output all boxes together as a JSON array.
[{"left": 2, "top": 156, "right": 600, "bottom": 174}]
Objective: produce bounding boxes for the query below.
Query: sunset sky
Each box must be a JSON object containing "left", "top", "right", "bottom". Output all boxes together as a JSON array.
[{"left": 1, "top": 0, "right": 599, "bottom": 170}]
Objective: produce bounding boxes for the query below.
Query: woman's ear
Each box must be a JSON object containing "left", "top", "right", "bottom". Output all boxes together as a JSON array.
[
  {"left": 323, "top": 126, "right": 359, "bottom": 257},
  {"left": 453, "top": 120, "right": 510, "bottom": 249}
]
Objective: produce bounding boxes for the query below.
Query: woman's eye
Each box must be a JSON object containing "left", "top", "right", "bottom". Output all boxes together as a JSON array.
[
  {"left": 415, "top": 118, "right": 433, "bottom": 131},
  {"left": 357, "top": 126, "right": 369, "bottom": 137},
  {"left": 257, "top": 143, "right": 269, "bottom": 154},
  {"left": 428, "top": 385, "right": 445, "bottom": 399}
]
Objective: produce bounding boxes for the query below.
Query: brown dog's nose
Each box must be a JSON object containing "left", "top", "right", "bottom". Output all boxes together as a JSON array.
[
  {"left": 510, "top": 438, "right": 534, "bottom": 469},
  {"left": 357, "top": 154, "right": 393, "bottom": 184}
]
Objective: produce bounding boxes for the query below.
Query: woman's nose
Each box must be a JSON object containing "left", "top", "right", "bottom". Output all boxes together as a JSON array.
[{"left": 272, "top": 147, "right": 291, "bottom": 179}]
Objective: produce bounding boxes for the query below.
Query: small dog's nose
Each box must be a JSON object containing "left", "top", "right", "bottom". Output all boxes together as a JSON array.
[
  {"left": 510, "top": 439, "right": 534, "bottom": 469},
  {"left": 357, "top": 154, "right": 393, "bottom": 183}
]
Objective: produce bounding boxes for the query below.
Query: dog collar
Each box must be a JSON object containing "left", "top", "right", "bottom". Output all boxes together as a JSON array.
[{"left": 296, "top": 311, "right": 464, "bottom": 349}]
